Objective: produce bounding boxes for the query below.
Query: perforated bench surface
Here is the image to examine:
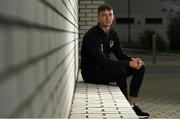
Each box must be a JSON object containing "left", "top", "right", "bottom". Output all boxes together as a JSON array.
[{"left": 69, "top": 76, "right": 138, "bottom": 119}]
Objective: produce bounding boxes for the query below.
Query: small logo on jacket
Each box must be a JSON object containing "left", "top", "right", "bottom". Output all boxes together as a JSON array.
[
  {"left": 101, "top": 44, "right": 103, "bottom": 52},
  {"left": 110, "top": 40, "right": 114, "bottom": 48}
]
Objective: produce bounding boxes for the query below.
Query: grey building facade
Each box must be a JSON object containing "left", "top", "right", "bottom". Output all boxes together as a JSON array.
[{"left": 105, "top": 0, "right": 180, "bottom": 43}]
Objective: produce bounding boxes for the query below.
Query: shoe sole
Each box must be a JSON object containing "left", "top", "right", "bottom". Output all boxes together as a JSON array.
[{"left": 138, "top": 115, "right": 149, "bottom": 119}]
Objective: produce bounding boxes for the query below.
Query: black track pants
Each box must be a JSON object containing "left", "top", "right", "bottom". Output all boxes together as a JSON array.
[{"left": 81, "top": 65, "right": 145, "bottom": 99}]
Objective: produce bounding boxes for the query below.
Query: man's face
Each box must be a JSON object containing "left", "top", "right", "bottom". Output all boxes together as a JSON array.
[{"left": 98, "top": 9, "right": 114, "bottom": 27}]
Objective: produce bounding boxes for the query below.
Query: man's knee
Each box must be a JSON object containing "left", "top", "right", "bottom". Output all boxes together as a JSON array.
[
  {"left": 132, "top": 65, "right": 145, "bottom": 78},
  {"left": 139, "top": 65, "right": 145, "bottom": 73},
  {"left": 113, "top": 65, "right": 127, "bottom": 78}
]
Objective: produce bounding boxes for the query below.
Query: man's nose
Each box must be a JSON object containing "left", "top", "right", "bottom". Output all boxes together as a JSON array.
[{"left": 106, "top": 16, "right": 109, "bottom": 20}]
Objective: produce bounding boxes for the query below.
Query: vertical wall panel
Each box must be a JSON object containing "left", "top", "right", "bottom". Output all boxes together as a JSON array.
[{"left": 0, "top": 0, "right": 78, "bottom": 118}]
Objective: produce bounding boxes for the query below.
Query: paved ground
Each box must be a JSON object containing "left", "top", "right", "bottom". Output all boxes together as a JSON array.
[
  {"left": 127, "top": 51, "right": 180, "bottom": 118},
  {"left": 72, "top": 51, "right": 180, "bottom": 119}
]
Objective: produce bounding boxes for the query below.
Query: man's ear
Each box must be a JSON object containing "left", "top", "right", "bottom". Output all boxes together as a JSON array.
[{"left": 112, "top": 15, "right": 114, "bottom": 21}]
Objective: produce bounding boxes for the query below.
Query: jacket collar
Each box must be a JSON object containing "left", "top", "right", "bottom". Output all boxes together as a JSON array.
[{"left": 96, "top": 23, "right": 112, "bottom": 35}]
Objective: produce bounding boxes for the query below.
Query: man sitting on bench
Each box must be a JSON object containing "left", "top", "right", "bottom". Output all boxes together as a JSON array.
[{"left": 80, "top": 4, "right": 150, "bottom": 119}]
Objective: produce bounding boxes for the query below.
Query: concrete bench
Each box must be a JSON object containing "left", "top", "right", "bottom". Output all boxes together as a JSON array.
[{"left": 69, "top": 74, "right": 138, "bottom": 119}]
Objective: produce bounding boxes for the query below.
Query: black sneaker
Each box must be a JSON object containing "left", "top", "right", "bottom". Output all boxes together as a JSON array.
[{"left": 132, "top": 104, "right": 150, "bottom": 119}]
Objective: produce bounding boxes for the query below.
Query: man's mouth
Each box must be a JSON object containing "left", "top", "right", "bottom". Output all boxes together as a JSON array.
[{"left": 105, "top": 21, "right": 110, "bottom": 23}]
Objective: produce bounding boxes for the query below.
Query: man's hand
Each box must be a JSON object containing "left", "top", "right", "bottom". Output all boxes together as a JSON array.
[{"left": 130, "top": 58, "right": 144, "bottom": 69}]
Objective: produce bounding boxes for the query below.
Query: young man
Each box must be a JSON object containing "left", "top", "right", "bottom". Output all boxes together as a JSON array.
[{"left": 81, "top": 4, "right": 150, "bottom": 119}]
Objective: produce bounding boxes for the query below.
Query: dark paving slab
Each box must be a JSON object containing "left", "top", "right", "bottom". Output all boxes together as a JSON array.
[{"left": 127, "top": 51, "right": 180, "bottom": 118}]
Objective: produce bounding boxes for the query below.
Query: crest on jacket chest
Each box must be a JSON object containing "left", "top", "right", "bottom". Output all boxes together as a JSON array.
[{"left": 110, "top": 40, "right": 114, "bottom": 48}]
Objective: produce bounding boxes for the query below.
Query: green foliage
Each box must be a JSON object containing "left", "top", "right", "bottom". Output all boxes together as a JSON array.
[
  {"left": 155, "top": 34, "right": 167, "bottom": 51},
  {"left": 139, "top": 28, "right": 167, "bottom": 51},
  {"left": 167, "top": 13, "right": 180, "bottom": 51},
  {"left": 139, "top": 28, "right": 155, "bottom": 50}
]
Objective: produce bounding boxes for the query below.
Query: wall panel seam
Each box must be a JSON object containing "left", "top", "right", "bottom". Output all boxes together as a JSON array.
[
  {"left": 39, "top": 0, "right": 78, "bottom": 29},
  {"left": 0, "top": 14, "right": 78, "bottom": 34},
  {"left": 61, "top": 0, "right": 78, "bottom": 24},
  {"left": 10, "top": 44, "right": 77, "bottom": 117},
  {"left": 0, "top": 39, "right": 78, "bottom": 83}
]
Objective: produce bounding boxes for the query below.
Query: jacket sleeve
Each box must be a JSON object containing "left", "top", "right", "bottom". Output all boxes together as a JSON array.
[
  {"left": 112, "top": 32, "right": 132, "bottom": 61},
  {"left": 84, "top": 34, "right": 129, "bottom": 68}
]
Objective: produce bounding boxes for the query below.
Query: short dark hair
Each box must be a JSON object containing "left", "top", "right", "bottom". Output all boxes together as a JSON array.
[{"left": 98, "top": 4, "right": 113, "bottom": 14}]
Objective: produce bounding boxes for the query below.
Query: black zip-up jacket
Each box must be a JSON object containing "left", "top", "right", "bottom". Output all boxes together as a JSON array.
[{"left": 81, "top": 24, "right": 131, "bottom": 70}]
